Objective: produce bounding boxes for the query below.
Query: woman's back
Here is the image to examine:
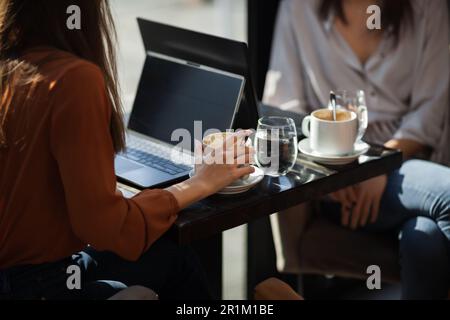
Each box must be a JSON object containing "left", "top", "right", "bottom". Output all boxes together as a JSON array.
[{"left": 0, "top": 47, "right": 114, "bottom": 268}]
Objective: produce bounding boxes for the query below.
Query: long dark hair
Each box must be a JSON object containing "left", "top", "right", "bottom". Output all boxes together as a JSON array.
[
  {"left": 319, "top": 0, "right": 413, "bottom": 39},
  {"left": 0, "top": 0, "right": 125, "bottom": 152}
]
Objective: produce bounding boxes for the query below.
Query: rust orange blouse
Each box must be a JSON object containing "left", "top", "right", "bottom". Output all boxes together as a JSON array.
[{"left": 0, "top": 47, "right": 180, "bottom": 269}]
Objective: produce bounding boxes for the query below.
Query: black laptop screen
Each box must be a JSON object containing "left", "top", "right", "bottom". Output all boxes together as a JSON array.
[{"left": 128, "top": 53, "right": 244, "bottom": 151}]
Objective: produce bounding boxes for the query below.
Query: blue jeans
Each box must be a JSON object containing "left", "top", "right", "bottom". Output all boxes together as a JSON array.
[{"left": 326, "top": 160, "right": 450, "bottom": 299}]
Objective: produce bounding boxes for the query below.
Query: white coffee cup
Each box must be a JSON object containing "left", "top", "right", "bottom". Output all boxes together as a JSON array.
[{"left": 302, "top": 109, "right": 358, "bottom": 156}]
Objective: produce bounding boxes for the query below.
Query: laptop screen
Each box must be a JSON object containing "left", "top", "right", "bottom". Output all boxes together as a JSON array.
[{"left": 128, "top": 52, "right": 245, "bottom": 151}]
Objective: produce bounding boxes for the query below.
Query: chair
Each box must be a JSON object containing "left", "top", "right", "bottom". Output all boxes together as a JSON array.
[{"left": 270, "top": 204, "right": 400, "bottom": 283}]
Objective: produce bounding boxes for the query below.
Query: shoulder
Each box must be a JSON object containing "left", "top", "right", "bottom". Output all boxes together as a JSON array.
[
  {"left": 411, "top": 0, "right": 447, "bottom": 11},
  {"left": 58, "top": 60, "right": 105, "bottom": 91},
  {"left": 52, "top": 51, "right": 105, "bottom": 89},
  {"left": 277, "top": 0, "right": 323, "bottom": 29},
  {"left": 23, "top": 46, "right": 105, "bottom": 89},
  {"left": 35, "top": 49, "right": 111, "bottom": 119},
  {"left": 279, "top": 0, "right": 321, "bottom": 14},
  {"left": 410, "top": 0, "right": 448, "bottom": 22}
]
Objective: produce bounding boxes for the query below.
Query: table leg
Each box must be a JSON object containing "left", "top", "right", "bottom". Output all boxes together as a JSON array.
[
  {"left": 247, "top": 217, "right": 299, "bottom": 299},
  {"left": 192, "top": 234, "right": 223, "bottom": 300}
]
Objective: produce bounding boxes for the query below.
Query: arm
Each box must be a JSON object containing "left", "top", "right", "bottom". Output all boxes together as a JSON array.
[
  {"left": 391, "top": 0, "right": 449, "bottom": 159},
  {"left": 51, "top": 63, "right": 254, "bottom": 261}
]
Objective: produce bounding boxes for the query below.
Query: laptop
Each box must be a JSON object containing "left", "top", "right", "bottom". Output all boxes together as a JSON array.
[
  {"left": 115, "top": 51, "right": 246, "bottom": 189},
  {"left": 135, "top": 18, "right": 260, "bottom": 132}
]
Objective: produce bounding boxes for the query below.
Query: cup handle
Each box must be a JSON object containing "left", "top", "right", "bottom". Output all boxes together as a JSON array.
[
  {"left": 358, "top": 105, "right": 368, "bottom": 119},
  {"left": 302, "top": 116, "right": 311, "bottom": 137}
]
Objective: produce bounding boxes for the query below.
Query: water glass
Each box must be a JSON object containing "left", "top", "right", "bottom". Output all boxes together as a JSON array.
[
  {"left": 254, "top": 117, "right": 298, "bottom": 177},
  {"left": 333, "top": 90, "right": 368, "bottom": 141}
]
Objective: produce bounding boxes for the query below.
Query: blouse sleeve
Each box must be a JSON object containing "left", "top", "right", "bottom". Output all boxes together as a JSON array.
[
  {"left": 393, "top": 0, "right": 449, "bottom": 150},
  {"left": 50, "top": 62, "right": 179, "bottom": 261},
  {"left": 262, "top": 0, "right": 309, "bottom": 113}
]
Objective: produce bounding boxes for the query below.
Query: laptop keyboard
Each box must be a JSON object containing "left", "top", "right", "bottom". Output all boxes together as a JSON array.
[{"left": 124, "top": 136, "right": 192, "bottom": 176}]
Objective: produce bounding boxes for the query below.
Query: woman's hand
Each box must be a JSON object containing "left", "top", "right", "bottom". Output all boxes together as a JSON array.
[
  {"left": 166, "top": 130, "right": 255, "bottom": 209},
  {"left": 192, "top": 130, "right": 255, "bottom": 196},
  {"left": 330, "top": 175, "right": 387, "bottom": 230},
  {"left": 349, "top": 175, "right": 387, "bottom": 229},
  {"left": 385, "top": 139, "right": 427, "bottom": 160},
  {"left": 329, "top": 186, "right": 357, "bottom": 226}
]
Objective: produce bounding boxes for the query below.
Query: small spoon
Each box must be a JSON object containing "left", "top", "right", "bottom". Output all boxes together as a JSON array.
[{"left": 330, "top": 91, "right": 337, "bottom": 121}]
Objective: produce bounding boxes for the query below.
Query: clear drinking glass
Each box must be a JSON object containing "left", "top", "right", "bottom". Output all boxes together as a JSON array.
[
  {"left": 334, "top": 90, "right": 368, "bottom": 141},
  {"left": 255, "top": 117, "right": 298, "bottom": 177}
]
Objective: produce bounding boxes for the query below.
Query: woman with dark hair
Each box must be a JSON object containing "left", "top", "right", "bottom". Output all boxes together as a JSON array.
[
  {"left": 264, "top": 0, "right": 450, "bottom": 299},
  {"left": 0, "top": 0, "right": 254, "bottom": 300}
]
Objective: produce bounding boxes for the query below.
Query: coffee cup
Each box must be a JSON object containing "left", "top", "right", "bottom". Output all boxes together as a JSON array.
[
  {"left": 202, "top": 132, "right": 250, "bottom": 180},
  {"left": 301, "top": 109, "right": 358, "bottom": 156}
]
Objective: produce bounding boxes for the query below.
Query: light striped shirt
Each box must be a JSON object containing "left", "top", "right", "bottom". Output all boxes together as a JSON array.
[{"left": 263, "top": 0, "right": 450, "bottom": 164}]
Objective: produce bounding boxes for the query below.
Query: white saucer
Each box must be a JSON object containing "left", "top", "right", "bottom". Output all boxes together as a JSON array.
[
  {"left": 189, "top": 166, "right": 265, "bottom": 195},
  {"left": 298, "top": 139, "right": 370, "bottom": 165}
]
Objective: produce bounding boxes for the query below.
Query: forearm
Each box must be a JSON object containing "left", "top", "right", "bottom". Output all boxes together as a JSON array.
[
  {"left": 384, "top": 139, "right": 428, "bottom": 160},
  {"left": 165, "top": 177, "right": 210, "bottom": 210}
]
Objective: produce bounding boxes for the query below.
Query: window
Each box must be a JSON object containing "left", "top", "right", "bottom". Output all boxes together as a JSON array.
[{"left": 111, "top": 0, "right": 247, "bottom": 112}]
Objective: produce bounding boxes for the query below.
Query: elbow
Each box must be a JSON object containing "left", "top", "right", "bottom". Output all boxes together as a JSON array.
[{"left": 70, "top": 218, "right": 144, "bottom": 261}]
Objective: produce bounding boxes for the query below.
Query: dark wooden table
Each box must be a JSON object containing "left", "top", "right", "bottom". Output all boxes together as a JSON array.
[{"left": 169, "top": 142, "right": 402, "bottom": 299}]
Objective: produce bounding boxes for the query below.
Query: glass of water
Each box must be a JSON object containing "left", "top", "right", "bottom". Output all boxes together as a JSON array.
[
  {"left": 334, "top": 90, "right": 368, "bottom": 141},
  {"left": 255, "top": 117, "right": 298, "bottom": 177}
]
